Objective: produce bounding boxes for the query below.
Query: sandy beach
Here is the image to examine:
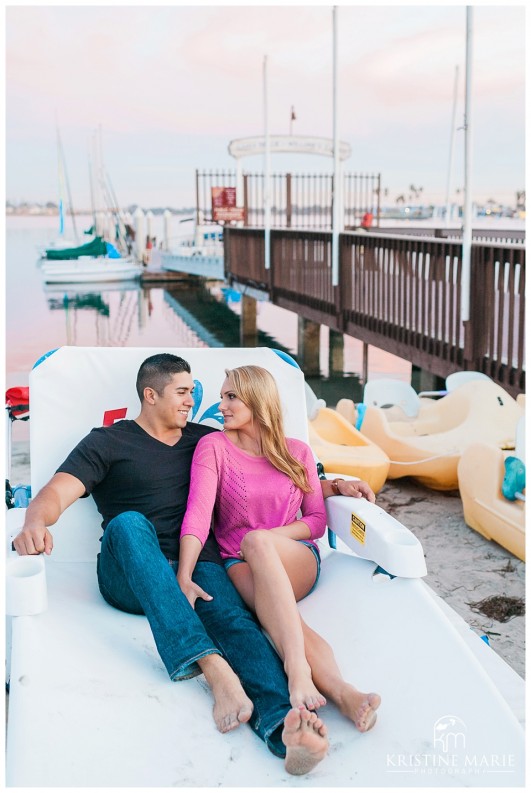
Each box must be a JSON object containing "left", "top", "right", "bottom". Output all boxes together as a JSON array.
[{"left": 9, "top": 440, "right": 525, "bottom": 680}]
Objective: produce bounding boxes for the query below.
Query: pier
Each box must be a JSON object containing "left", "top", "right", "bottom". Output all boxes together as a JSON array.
[
  {"left": 155, "top": 168, "right": 525, "bottom": 398},
  {"left": 224, "top": 227, "right": 525, "bottom": 397}
]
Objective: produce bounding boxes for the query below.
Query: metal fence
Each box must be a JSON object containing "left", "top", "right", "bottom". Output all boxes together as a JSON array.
[
  {"left": 196, "top": 170, "right": 381, "bottom": 230},
  {"left": 223, "top": 227, "right": 525, "bottom": 395}
]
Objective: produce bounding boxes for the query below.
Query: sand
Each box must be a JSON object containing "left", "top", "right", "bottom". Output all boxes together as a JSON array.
[{"left": 8, "top": 441, "right": 525, "bottom": 679}]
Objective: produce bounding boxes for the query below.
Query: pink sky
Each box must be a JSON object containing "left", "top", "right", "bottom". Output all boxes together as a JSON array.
[{"left": 5, "top": 3, "right": 526, "bottom": 209}]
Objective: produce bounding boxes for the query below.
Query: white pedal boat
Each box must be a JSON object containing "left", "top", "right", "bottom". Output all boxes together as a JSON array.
[{"left": 5, "top": 347, "right": 525, "bottom": 787}]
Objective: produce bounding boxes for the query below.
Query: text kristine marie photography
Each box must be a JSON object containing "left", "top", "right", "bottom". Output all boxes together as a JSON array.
[{"left": 386, "top": 715, "right": 517, "bottom": 778}]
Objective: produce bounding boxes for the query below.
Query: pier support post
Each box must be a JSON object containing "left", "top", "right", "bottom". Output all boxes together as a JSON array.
[
  {"left": 298, "top": 318, "right": 321, "bottom": 377},
  {"left": 133, "top": 207, "right": 145, "bottom": 263},
  {"left": 362, "top": 342, "right": 369, "bottom": 386},
  {"left": 328, "top": 329, "right": 344, "bottom": 374},
  {"left": 412, "top": 366, "right": 445, "bottom": 394},
  {"left": 163, "top": 210, "right": 172, "bottom": 251},
  {"left": 145, "top": 210, "right": 155, "bottom": 246},
  {"left": 240, "top": 294, "right": 257, "bottom": 347}
]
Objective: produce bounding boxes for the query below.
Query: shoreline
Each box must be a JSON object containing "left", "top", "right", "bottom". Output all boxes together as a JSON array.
[{"left": 9, "top": 440, "right": 525, "bottom": 679}]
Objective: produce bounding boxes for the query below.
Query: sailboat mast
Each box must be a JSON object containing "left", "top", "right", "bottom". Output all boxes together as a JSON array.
[
  {"left": 331, "top": 5, "right": 340, "bottom": 286},
  {"left": 461, "top": 7, "right": 473, "bottom": 322},
  {"left": 56, "top": 126, "right": 79, "bottom": 243},
  {"left": 263, "top": 54, "right": 271, "bottom": 270},
  {"left": 56, "top": 127, "right": 65, "bottom": 237},
  {"left": 444, "top": 65, "right": 459, "bottom": 227},
  {"left": 88, "top": 145, "right": 96, "bottom": 229}
]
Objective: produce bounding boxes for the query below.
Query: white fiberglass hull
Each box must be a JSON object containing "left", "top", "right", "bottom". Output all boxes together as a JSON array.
[
  {"left": 5, "top": 347, "right": 525, "bottom": 788},
  {"left": 41, "top": 258, "right": 142, "bottom": 283}
]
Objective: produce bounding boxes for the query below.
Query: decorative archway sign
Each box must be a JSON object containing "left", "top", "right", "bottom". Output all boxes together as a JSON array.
[
  {"left": 228, "top": 135, "right": 351, "bottom": 161},
  {"left": 227, "top": 135, "right": 352, "bottom": 242},
  {"left": 226, "top": 134, "right": 352, "bottom": 278}
]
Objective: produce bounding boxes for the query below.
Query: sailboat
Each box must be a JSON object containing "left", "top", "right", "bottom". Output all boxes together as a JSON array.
[
  {"left": 40, "top": 244, "right": 142, "bottom": 283},
  {"left": 39, "top": 128, "right": 142, "bottom": 283},
  {"left": 38, "top": 126, "right": 80, "bottom": 255}
]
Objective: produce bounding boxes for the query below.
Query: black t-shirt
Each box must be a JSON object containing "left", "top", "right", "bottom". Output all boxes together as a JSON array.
[{"left": 56, "top": 419, "right": 222, "bottom": 564}]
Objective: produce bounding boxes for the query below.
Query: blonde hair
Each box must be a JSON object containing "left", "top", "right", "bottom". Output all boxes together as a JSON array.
[{"left": 224, "top": 365, "right": 311, "bottom": 493}]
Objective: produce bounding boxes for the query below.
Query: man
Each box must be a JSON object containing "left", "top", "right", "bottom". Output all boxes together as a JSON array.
[{"left": 14, "top": 353, "right": 374, "bottom": 775}]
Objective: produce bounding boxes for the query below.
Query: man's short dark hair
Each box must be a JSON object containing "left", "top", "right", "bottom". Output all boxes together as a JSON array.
[{"left": 136, "top": 354, "right": 191, "bottom": 402}]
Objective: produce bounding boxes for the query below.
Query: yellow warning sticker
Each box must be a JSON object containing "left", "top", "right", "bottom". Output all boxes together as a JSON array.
[{"left": 350, "top": 512, "right": 366, "bottom": 545}]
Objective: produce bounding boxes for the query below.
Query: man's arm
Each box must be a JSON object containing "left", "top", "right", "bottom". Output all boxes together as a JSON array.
[
  {"left": 320, "top": 477, "right": 376, "bottom": 503},
  {"left": 177, "top": 534, "right": 213, "bottom": 608},
  {"left": 13, "top": 472, "right": 86, "bottom": 556}
]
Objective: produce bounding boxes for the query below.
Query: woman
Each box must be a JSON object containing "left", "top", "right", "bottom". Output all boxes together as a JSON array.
[{"left": 179, "top": 365, "right": 380, "bottom": 730}]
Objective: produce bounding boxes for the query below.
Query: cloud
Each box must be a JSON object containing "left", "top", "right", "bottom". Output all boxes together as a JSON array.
[{"left": 5, "top": 4, "right": 525, "bottom": 207}]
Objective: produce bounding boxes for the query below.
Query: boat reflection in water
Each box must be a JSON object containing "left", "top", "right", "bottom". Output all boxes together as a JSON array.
[
  {"left": 41, "top": 277, "right": 367, "bottom": 404},
  {"left": 43, "top": 281, "right": 143, "bottom": 347}
]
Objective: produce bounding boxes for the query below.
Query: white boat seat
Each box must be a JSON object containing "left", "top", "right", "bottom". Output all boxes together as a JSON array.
[
  {"left": 446, "top": 370, "right": 492, "bottom": 392},
  {"left": 5, "top": 346, "right": 525, "bottom": 787},
  {"left": 304, "top": 381, "right": 326, "bottom": 420},
  {"left": 514, "top": 415, "right": 525, "bottom": 464},
  {"left": 363, "top": 378, "right": 420, "bottom": 417}
]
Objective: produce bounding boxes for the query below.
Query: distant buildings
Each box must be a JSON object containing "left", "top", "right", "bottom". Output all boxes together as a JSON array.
[{"left": 5, "top": 198, "right": 524, "bottom": 219}]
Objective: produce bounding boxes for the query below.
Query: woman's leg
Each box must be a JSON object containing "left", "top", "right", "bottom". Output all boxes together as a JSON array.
[
  {"left": 230, "top": 530, "right": 325, "bottom": 711},
  {"left": 301, "top": 619, "right": 380, "bottom": 732},
  {"left": 230, "top": 533, "right": 381, "bottom": 732}
]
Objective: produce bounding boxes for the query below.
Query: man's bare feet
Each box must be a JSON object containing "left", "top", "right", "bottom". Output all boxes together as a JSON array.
[
  {"left": 337, "top": 685, "right": 381, "bottom": 732},
  {"left": 199, "top": 654, "right": 254, "bottom": 733},
  {"left": 282, "top": 707, "right": 329, "bottom": 775}
]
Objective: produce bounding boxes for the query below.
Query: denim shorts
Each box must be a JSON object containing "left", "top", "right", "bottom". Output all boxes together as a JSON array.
[{"left": 224, "top": 539, "right": 321, "bottom": 596}]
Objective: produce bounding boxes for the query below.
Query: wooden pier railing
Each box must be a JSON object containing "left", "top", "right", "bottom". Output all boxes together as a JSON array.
[{"left": 224, "top": 227, "right": 525, "bottom": 396}]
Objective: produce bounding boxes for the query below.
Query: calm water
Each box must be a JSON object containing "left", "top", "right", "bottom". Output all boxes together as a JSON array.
[{"left": 5, "top": 214, "right": 411, "bottom": 406}]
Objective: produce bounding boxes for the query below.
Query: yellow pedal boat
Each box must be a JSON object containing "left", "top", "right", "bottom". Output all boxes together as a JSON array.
[
  {"left": 309, "top": 406, "right": 390, "bottom": 493},
  {"left": 359, "top": 380, "right": 524, "bottom": 491},
  {"left": 458, "top": 416, "right": 525, "bottom": 560}
]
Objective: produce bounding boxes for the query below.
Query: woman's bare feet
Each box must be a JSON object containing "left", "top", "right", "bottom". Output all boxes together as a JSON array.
[
  {"left": 283, "top": 708, "right": 329, "bottom": 775},
  {"left": 199, "top": 654, "right": 254, "bottom": 733},
  {"left": 337, "top": 685, "right": 381, "bottom": 732},
  {"left": 287, "top": 664, "right": 327, "bottom": 711}
]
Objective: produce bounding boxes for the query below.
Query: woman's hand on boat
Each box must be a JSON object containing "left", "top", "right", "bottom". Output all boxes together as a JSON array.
[
  {"left": 177, "top": 574, "right": 213, "bottom": 609},
  {"left": 342, "top": 479, "right": 376, "bottom": 502},
  {"left": 326, "top": 478, "right": 376, "bottom": 503},
  {"left": 13, "top": 524, "right": 53, "bottom": 555}
]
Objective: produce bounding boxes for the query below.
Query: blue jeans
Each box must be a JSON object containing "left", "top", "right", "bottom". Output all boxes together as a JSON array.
[{"left": 97, "top": 511, "right": 290, "bottom": 757}]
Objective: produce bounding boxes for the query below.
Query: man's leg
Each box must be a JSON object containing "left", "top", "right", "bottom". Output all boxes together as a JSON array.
[
  {"left": 97, "top": 512, "right": 252, "bottom": 732},
  {"left": 193, "top": 561, "right": 292, "bottom": 757}
]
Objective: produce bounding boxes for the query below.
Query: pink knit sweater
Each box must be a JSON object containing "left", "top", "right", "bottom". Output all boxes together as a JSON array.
[{"left": 181, "top": 432, "right": 327, "bottom": 559}]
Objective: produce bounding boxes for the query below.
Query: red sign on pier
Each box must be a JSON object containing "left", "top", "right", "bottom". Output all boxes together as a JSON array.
[{"left": 211, "top": 187, "right": 244, "bottom": 222}]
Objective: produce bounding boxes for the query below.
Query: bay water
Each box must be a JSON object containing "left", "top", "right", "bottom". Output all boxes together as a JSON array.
[{"left": 5, "top": 213, "right": 411, "bottom": 444}]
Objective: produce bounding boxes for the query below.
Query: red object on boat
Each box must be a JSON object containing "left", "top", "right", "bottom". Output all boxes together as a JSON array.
[
  {"left": 361, "top": 212, "right": 373, "bottom": 229},
  {"left": 5, "top": 386, "right": 30, "bottom": 419}
]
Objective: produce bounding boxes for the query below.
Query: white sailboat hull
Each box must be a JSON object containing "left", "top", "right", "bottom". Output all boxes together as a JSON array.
[{"left": 41, "top": 258, "right": 142, "bottom": 283}]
